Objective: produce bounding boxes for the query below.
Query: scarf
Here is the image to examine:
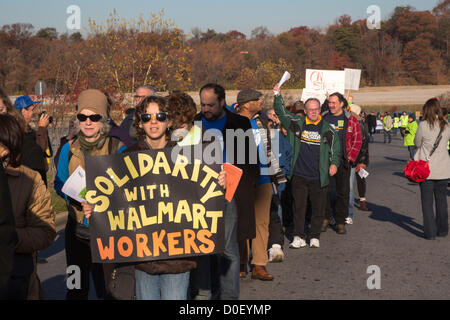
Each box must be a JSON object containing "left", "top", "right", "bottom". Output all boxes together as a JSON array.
[
  {"left": 78, "top": 132, "right": 107, "bottom": 156},
  {"left": 253, "top": 112, "right": 287, "bottom": 185}
]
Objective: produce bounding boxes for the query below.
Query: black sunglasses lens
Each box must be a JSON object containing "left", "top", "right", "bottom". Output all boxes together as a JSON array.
[
  {"left": 77, "top": 114, "right": 87, "bottom": 122},
  {"left": 89, "top": 114, "right": 102, "bottom": 122},
  {"left": 140, "top": 114, "right": 151, "bottom": 123},
  {"left": 77, "top": 114, "right": 102, "bottom": 122},
  {"left": 156, "top": 112, "right": 167, "bottom": 121}
]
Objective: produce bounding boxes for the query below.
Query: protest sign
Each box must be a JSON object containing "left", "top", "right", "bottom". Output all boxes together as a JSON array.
[
  {"left": 300, "top": 88, "right": 327, "bottom": 105},
  {"left": 344, "top": 68, "right": 362, "bottom": 91},
  {"left": 85, "top": 148, "right": 225, "bottom": 263},
  {"left": 305, "top": 69, "right": 346, "bottom": 95}
]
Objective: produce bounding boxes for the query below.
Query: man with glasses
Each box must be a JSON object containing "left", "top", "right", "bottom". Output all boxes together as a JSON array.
[
  {"left": 273, "top": 84, "right": 341, "bottom": 249},
  {"left": 120, "top": 85, "right": 157, "bottom": 140}
]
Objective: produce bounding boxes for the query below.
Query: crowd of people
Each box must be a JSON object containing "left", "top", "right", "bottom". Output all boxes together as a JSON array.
[{"left": 0, "top": 82, "right": 448, "bottom": 300}]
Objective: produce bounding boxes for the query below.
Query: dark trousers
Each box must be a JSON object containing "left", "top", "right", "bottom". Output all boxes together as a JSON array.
[
  {"left": 356, "top": 174, "right": 366, "bottom": 198},
  {"left": 65, "top": 216, "right": 106, "bottom": 300},
  {"left": 291, "top": 175, "right": 328, "bottom": 239},
  {"left": 419, "top": 179, "right": 449, "bottom": 239},
  {"left": 325, "top": 162, "right": 351, "bottom": 225},
  {"left": 268, "top": 194, "right": 284, "bottom": 249}
]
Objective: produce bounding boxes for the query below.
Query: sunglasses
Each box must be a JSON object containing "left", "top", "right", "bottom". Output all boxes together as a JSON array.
[
  {"left": 77, "top": 114, "right": 102, "bottom": 122},
  {"left": 140, "top": 112, "right": 168, "bottom": 123}
]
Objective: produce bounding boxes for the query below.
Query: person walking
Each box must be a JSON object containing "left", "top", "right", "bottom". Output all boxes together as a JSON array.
[
  {"left": 414, "top": 98, "right": 450, "bottom": 240},
  {"left": 236, "top": 89, "right": 286, "bottom": 279},
  {"left": 404, "top": 114, "right": 418, "bottom": 160},
  {"left": 348, "top": 104, "right": 370, "bottom": 222},
  {"left": 383, "top": 112, "right": 393, "bottom": 144},
  {"left": 399, "top": 111, "right": 409, "bottom": 138},
  {"left": 273, "top": 85, "right": 340, "bottom": 248},
  {"left": 54, "top": 89, "right": 126, "bottom": 300},
  {"left": 192, "top": 83, "right": 259, "bottom": 299},
  {"left": 321, "top": 93, "right": 361, "bottom": 235}
]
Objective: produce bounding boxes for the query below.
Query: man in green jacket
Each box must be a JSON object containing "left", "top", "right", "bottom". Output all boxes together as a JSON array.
[{"left": 273, "top": 85, "right": 340, "bottom": 248}]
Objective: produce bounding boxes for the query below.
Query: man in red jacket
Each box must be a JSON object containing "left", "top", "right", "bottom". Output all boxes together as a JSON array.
[{"left": 322, "top": 92, "right": 362, "bottom": 235}]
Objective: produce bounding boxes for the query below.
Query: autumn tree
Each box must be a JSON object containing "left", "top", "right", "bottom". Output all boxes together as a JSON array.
[{"left": 85, "top": 9, "right": 192, "bottom": 94}]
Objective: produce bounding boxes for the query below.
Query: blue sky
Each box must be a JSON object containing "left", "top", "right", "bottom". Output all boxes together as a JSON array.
[{"left": 0, "top": 0, "right": 439, "bottom": 37}]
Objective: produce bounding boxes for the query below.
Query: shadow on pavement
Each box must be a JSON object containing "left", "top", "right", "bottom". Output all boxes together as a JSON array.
[
  {"left": 39, "top": 230, "right": 65, "bottom": 259},
  {"left": 385, "top": 156, "right": 407, "bottom": 162},
  {"left": 41, "top": 275, "right": 66, "bottom": 300},
  {"left": 367, "top": 202, "right": 425, "bottom": 239}
]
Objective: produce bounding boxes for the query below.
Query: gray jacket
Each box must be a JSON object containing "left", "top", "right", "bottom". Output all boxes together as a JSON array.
[{"left": 414, "top": 121, "right": 450, "bottom": 180}]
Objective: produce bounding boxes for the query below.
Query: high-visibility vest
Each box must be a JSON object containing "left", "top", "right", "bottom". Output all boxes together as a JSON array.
[
  {"left": 383, "top": 116, "right": 392, "bottom": 131},
  {"left": 393, "top": 117, "right": 400, "bottom": 128},
  {"left": 400, "top": 115, "right": 408, "bottom": 127}
]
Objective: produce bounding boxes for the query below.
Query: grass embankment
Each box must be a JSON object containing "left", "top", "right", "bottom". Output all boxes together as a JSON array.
[{"left": 47, "top": 173, "right": 67, "bottom": 213}]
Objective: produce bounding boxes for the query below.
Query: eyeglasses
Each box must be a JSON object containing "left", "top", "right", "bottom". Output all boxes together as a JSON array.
[
  {"left": 140, "top": 112, "right": 168, "bottom": 123},
  {"left": 77, "top": 114, "right": 102, "bottom": 122}
]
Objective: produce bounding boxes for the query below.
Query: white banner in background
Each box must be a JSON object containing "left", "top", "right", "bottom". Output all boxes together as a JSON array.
[
  {"left": 344, "top": 68, "right": 362, "bottom": 91},
  {"left": 305, "top": 69, "right": 346, "bottom": 95}
]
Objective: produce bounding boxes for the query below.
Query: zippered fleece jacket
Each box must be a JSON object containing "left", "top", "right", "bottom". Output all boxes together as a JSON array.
[{"left": 273, "top": 95, "right": 341, "bottom": 188}]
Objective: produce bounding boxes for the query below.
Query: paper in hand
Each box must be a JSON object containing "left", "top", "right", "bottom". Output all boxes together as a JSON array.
[
  {"left": 274, "top": 71, "right": 291, "bottom": 95},
  {"left": 61, "top": 165, "right": 87, "bottom": 203},
  {"left": 358, "top": 168, "right": 369, "bottom": 179}
]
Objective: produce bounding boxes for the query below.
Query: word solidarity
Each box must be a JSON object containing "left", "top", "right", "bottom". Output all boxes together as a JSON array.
[{"left": 85, "top": 148, "right": 225, "bottom": 263}]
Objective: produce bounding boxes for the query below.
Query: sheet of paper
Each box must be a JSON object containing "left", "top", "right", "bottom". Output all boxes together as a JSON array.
[
  {"left": 358, "top": 168, "right": 369, "bottom": 179},
  {"left": 61, "top": 165, "right": 87, "bottom": 203},
  {"left": 222, "top": 163, "right": 243, "bottom": 202},
  {"left": 274, "top": 71, "right": 291, "bottom": 95}
]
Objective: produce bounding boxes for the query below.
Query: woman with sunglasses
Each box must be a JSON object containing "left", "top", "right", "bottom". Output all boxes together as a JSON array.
[
  {"left": 54, "top": 89, "right": 126, "bottom": 300},
  {"left": 96, "top": 94, "right": 225, "bottom": 300}
]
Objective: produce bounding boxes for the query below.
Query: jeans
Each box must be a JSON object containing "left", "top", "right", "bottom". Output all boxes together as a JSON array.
[
  {"left": 212, "top": 198, "right": 240, "bottom": 300},
  {"left": 348, "top": 166, "right": 356, "bottom": 220},
  {"left": 189, "top": 199, "right": 239, "bottom": 300},
  {"left": 135, "top": 270, "right": 190, "bottom": 300},
  {"left": 419, "top": 179, "right": 449, "bottom": 239}
]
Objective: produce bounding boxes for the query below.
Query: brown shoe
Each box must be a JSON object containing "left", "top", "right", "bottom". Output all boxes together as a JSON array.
[
  {"left": 321, "top": 219, "right": 330, "bottom": 232},
  {"left": 251, "top": 265, "right": 274, "bottom": 281},
  {"left": 359, "top": 200, "right": 369, "bottom": 211},
  {"left": 336, "top": 224, "right": 347, "bottom": 235}
]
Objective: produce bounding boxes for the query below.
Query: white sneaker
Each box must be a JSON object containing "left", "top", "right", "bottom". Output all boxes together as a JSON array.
[
  {"left": 309, "top": 238, "right": 320, "bottom": 248},
  {"left": 330, "top": 218, "right": 336, "bottom": 226},
  {"left": 268, "top": 244, "right": 284, "bottom": 262},
  {"left": 345, "top": 217, "right": 353, "bottom": 225},
  {"left": 289, "top": 236, "right": 307, "bottom": 249}
]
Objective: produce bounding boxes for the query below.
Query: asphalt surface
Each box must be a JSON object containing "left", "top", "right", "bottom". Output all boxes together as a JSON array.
[{"left": 37, "top": 132, "right": 450, "bottom": 300}]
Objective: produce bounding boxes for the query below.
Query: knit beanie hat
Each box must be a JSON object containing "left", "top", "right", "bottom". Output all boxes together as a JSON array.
[{"left": 77, "top": 89, "right": 108, "bottom": 117}]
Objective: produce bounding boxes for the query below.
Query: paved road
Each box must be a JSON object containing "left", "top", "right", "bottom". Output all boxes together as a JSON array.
[{"left": 37, "top": 131, "right": 450, "bottom": 300}]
